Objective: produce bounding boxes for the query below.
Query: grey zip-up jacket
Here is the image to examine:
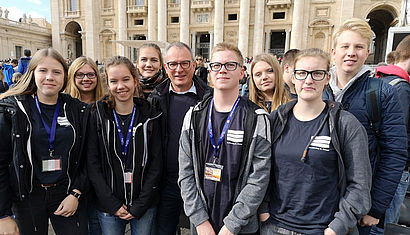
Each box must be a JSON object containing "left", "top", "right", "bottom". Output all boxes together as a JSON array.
[{"left": 178, "top": 95, "right": 271, "bottom": 234}]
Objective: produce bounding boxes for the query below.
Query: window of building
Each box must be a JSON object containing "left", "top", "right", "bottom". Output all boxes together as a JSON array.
[
  {"left": 171, "top": 16, "right": 179, "bottom": 23},
  {"left": 134, "top": 19, "right": 144, "bottom": 25},
  {"left": 103, "top": 0, "right": 112, "bottom": 8},
  {"left": 196, "top": 13, "right": 209, "bottom": 23},
  {"left": 170, "top": 0, "right": 179, "bottom": 3},
  {"left": 68, "top": 0, "right": 78, "bottom": 11},
  {"left": 15, "top": 46, "right": 22, "bottom": 59},
  {"left": 273, "top": 12, "right": 285, "bottom": 19},
  {"left": 135, "top": 0, "right": 144, "bottom": 5},
  {"left": 228, "top": 14, "right": 237, "bottom": 21}
]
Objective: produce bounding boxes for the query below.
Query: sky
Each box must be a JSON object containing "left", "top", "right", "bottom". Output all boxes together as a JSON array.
[{"left": 0, "top": 0, "right": 51, "bottom": 22}]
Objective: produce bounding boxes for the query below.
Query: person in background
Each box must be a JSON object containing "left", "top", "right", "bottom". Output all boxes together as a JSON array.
[
  {"left": 8, "top": 72, "right": 22, "bottom": 89},
  {"left": 0, "top": 48, "right": 89, "bottom": 235},
  {"left": 11, "top": 59, "right": 18, "bottom": 73},
  {"left": 370, "top": 35, "right": 410, "bottom": 235},
  {"left": 17, "top": 49, "right": 31, "bottom": 74},
  {"left": 3, "top": 60, "right": 15, "bottom": 86},
  {"left": 87, "top": 56, "right": 162, "bottom": 235},
  {"left": 136, "top": 43, "right": 167, "bottom": 98},
  {"left": 65, "top": 57, "right": 105, "bottom": 104},
  {"left": 249, "top": 53, "right": 290, "bottom": 113},
  {"left": 178, "top": 43, "right": 271, "bottom": 235},
  {"left": 282, "top": 49, "right": 300, "bottom": 99},
  {"left": 195, "top": 55, "right": 209, "bottom": 85},
  {"left": 323, "top": 18, "right": 407, "bottom": 234},
  {"left": 0, "top": 65, "right": 8, "bottom": 93}
]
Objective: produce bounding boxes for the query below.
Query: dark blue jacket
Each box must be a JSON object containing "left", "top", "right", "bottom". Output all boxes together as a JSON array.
[
  {"left": 323, "top": 71, "right": 408, "bottom": 219},
  {"left": 17, "top": 57, "right": 31, "bottom": 74}
]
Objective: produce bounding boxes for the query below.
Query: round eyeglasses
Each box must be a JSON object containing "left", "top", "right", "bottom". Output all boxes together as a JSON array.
[
  {"left": 166, "top": 60, "right": 191, "bottom": 70},
  {"left": 75, "top": 72, "right": 97, "bottom": 79},
  {"left": 209, "top": 62, "right": 240, "bottom": 72},
  {"left": 293, "top": 70, "right": 328, "bottom": 81}
]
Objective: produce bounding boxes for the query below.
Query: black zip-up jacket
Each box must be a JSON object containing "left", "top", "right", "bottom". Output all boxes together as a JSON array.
[
  {"left": 86, "top": 97, "right": 162, "bottom": 219},
  {"left": 147, "top": 76, "right": 209, "bottom": 182},
  {"left": 0, "top": 93, "right": 89, "bottom": 217}
]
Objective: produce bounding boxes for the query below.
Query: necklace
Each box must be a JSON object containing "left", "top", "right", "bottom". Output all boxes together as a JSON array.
[{"left": 117, "top": 114, "right": 132, "bottom": 126}]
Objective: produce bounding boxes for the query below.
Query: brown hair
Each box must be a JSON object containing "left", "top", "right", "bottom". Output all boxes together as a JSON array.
[
  {"left": 282, "top": 49, "right": 300, "bottom": 69},
  {"left": 395, "top": 35, "right": 410, "bottom": 63},
  {"left": 294, "top": 48, "right": 331, "bottom": 71},
  {"left": 386, "top": 51, "right": 398, "bottom": 64},
  {"left": 64, "top": 56, "right": 105, "bottom": 102},
  {"left": 211, "top": 43, "right": 244, "bottom": 65},
  {"left": 0, "top": 48, "right": 68, "bottom": 100},
  {"left": 137, "top": 43, "right": 164, "bottom": 66},
  {"left": 103, "top": 56, "right": 141, "bottom": 109},
  {"left": 333, "top": 18, "right": 373, "bottom": 48},
  {"left": 250, "top": 53, "right": 290, "bottom": 112}
]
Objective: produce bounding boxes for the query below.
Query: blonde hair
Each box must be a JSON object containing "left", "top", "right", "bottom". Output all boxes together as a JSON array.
[
  {"left": 64, "top": 57, "right": 104, "bottom": 102},
  {"left": 250, "top": 53, "right": 290, "bottom": 112},
  {"left": 333, "top": 18, "right": 373, "bottom": 48},
  {"left": 294, "top": 48, "right": 331, "bottom": 71},
  {"left": 211, "top": 43, "right": 243, "bottom": 65},
  {"left": 0, "top": 48, "right": 68, "bottom": 100},
  {"left": 103, "top": 56, "right": 141, "bottom": 109}
]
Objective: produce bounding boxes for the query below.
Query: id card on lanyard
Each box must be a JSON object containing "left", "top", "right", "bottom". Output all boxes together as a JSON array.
[
  {"left": 113, "top": 105, "right": 137, "bottom": 183},
  {"left": 35, "top": 95, "right": 62, "bottom": 172},
  {"left": 205, "top": 97, "right": 240, "bottom": 182}
]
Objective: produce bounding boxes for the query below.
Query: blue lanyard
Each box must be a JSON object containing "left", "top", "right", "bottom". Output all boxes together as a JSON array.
[
  {"left": 113, "top": 105, "right": 136, "bottom": 162},
  {"left": 34, "top": 95, "right": 61, "bottom": 155},
  {"left": 208, "top": 97, "right": 241, "bottom": 158}
]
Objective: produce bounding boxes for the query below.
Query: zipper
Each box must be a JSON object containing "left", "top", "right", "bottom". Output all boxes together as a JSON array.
[
  {"left": 16, "top": 98, "right": 34, "bottom": 193},
  {"left": 63, "top": 103, "right": 76, "bottom": 193},
  {"left": 112, "top": 119, "right": 128, "bottom": 206},
  {"left": 130, "top": 123, "right": 142, "bottom": 207}
]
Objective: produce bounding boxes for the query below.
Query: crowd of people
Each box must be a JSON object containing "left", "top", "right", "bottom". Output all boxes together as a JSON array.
[{"left": 0, "top": 17, "right": 408, "bottom": 235}]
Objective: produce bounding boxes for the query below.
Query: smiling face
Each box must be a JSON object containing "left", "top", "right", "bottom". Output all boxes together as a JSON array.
[
  {"left": 74, "top": 63, "right": 97, "bottom": 94},
  {"left": 293, "top": 56, "right": 329, "bottom": 103},
  {"left": 35, "top": 56, "right": 65, "bottom": 102},
  {"left": 210, "top": 50, "right": 244, "bottom": 92},
  {"left": 137, "top": 47, "right": 162, "bottom": 78},
  {"left": 332, "top": 30, "right": 369, "bottom": 79},
  {"left": 252, "top": 61, "right": 275, "bottom": 98},
  {"left": 165, "top": 46, "right": 195, "bottom": 92},
  {"left": 106, "top": 64, "right": 138, "bottom": 104}
]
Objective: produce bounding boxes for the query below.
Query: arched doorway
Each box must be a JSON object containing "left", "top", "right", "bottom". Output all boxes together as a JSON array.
[
  {"left": 64, "top": 21, "right": 82, "bottom": 59},
  {"left": 366, "top": 7, "right": 397, "bottom": 63}
]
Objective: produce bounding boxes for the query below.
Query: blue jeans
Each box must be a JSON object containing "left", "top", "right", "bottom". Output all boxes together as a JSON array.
[
  {"left": 98, "top": 207, "right": 156, "bottom": 235},
  {"left": 87, "top": 200, "right": 102, "bottom": 235},
  {"left": 369, "top": 171, "right": 410, "bottom": 235}
]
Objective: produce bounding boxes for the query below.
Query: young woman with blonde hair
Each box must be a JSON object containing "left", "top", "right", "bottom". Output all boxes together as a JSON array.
[
  {"left": 249, "top": 53, "right": 290, "bottom": 113},
  {"left": 65, "top": 56, "right": 105, "bottom": 104}
]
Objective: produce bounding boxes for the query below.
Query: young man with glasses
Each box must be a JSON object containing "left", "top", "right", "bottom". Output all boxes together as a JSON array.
[
  {"left": 148, "top": 42, "right": 209, "bottom": 235},
  {"left": 178, "top": 43, "right": 271, "bottom": 235},
  {"left": 323, "top": 18, "right": 407, "bottom": 235}
]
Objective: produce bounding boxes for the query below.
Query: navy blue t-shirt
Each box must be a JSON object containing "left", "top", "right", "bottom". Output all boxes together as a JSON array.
[
  {"left": 202, "top": 98, "right": 247, "bottom": 231},
  {"left": 30, "top": 96, "right": 73, "bottom": 185},
  {"left": 270, "top": 106, "right": 339, "bottom": 234}
]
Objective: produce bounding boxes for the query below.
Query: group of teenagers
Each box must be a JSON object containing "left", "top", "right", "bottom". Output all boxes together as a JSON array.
[{"left": 0, "top": 17, "right": 408, "bottom": 235}]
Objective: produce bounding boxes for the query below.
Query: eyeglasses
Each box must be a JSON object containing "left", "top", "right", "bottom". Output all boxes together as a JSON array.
[
  {"left": 209, "top": 62, "right": 240, "bottom": 72},
  {"left": 293, "top": 70, "right": 328, "bottom": 81},
  {"left": 195, "top": 58, "right": 203, "bottom": 61},
  {"left": 166, "top": 60, "right": 191, "bottom": 70},
  {"left": 75, "top": 72, "right": 97, "bottom": 79}
]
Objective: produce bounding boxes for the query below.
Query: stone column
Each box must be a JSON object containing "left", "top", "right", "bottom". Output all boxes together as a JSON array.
[
  {"left": 50, "top": 0, "right": 62, "bottom": 52},
  {"left": 238, "top": 0, "right": 250, "bottom": 57},
  {"left": 180, "top": 0, "right": 190, "bottom": 44},
  {"left": 85, "top": 0, "right": 98, "bottom": 59},
  {"left": 290, "top": 0, "right": 304, "bottom": 49},
  {"left": 339, "top": 0, "right": 355, "bottom": 25},
  {"left": 148, "top": 0, "right": 157, "bottom": 40},
  {"left": 210, "top": 31, "right": 214, "bottom": 54},
  {"left": 285, "top": 29, "right": 291, "bottom": 52},
  {"left": 118, "top": 0, "right": 127, "bottom": 56},
  {"left": 61, "top": 34, "right": 67, "bottom": 58},
  {"left": 265, "top": 30, "right": 271, "bottom": 53},
  {"left": 252, "top": 0, "right": 264, "bottom": 56},
  {"left": 158, "top": 0, "right": 167, "bottom": 42},
  {"left": 191, "top": 32, "right": 197, "bottom": 56},
  {"left": 213, "top": 0, "right": 224, "bottom": 46}
]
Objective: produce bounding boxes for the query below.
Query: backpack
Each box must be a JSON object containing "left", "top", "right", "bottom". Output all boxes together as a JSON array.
[{"left": 366, "top": 77, "right": 409, "bottom": 136}]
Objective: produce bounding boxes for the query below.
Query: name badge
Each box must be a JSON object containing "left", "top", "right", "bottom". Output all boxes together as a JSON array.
[
  {"left": 42, "top": 158, "right": 62, "bottom": 172},
  {"left": 124, "top": 172, "right": 133, "bottom": 184},
  {"left": 204, "top": 163, "right": 223, "bottom": 182}
]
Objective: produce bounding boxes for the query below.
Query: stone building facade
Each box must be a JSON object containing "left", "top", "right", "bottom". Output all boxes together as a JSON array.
[
  {"left": 51, "top": 0, "right": 404, "bottom": 63},
  {"left": 0, "top": 8, "right": 52, "bottom": 60}
]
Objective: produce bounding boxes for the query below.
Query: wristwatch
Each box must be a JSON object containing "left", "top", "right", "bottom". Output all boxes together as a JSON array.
[{"left": 70, "top": 190, "right": 81, "bottom": 199}]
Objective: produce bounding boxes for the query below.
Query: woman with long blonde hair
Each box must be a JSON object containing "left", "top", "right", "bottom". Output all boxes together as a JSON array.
[
  {"left": 249, "top": 53, "right": 290, "bottom": 113},
  {"left": 65, "top": 56, "right": 104, "bottom": 103}
]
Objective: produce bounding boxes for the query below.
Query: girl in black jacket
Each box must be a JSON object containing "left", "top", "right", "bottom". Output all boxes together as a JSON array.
[
  {"left": 0, "top": 48, "right": 89, "bottom": 235},
  {"left": 87, "top": 56, "right": 162, "bottom": 235}
]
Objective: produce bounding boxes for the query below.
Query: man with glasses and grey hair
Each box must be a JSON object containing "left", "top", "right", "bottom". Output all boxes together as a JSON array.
[
  {"left": 178, "top": 43, "right": 271, "bottom": 235},
  {"left": 148, "top": 42, "right": 209, "bottom": 235}
]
